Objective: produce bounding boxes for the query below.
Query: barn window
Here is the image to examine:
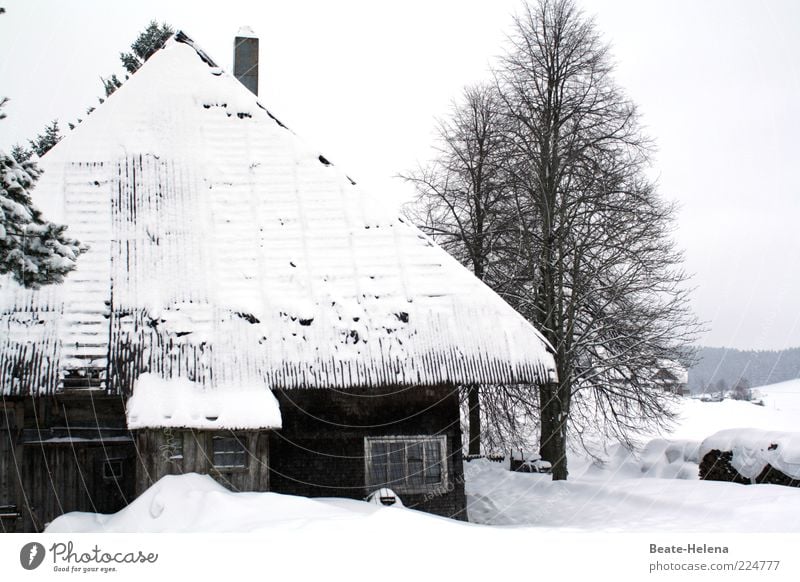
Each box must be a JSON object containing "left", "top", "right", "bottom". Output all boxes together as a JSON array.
[
  {"left": 102, "top": 459, "right": 124, "bottom": 480},
  {"left": 365, "top": 436, "right": 447, "bottom": 493},
  {"left": 212, "top": 435, "right": 247, "bottom": 469}
]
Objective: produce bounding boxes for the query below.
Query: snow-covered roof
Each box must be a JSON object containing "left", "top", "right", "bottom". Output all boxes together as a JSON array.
[
  {"left": 126, "top": 373, "right": 281, "bottom": 429},
  {"left": 0, "top": 33, "right": 557, "bottom": 401},
  {"left": 655, "top": 360, "right": 689, "bottom": 385},
  {"left": 236, "top": 26, "right": 257, "bottom": 39}
]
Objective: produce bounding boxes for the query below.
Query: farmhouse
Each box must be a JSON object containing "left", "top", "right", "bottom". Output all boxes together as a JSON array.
[
  {"left": 652, "top": 361, "right": 689, "bottom": 396},
  {"left": 0, "top": 32, "right": 556, "bottom": 532}
]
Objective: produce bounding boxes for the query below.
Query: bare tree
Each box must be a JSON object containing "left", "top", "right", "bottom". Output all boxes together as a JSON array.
[
  {"left": 402, "top": 83, "right": 516, "bottom": 455},
  {"left": 496, "top": 0, "right": 698, "bottom": 478},
  {"left": 405, "top": 0, "right": 698, "bottom": 477},
  {"left": 731, "top": 377, "right": 751, "bottom": 401}
]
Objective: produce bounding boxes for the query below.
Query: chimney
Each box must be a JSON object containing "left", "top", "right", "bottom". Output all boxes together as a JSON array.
[{"left": 233, "top": 26, "right": 259, "bottom": 96}]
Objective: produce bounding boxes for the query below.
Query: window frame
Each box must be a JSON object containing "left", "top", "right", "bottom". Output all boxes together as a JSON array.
[
  {"left": 102, "top": 459, "right": 124, "bottom": 481},
  {"left": 211, "top": 434, "right": 249, "bottom": 472},
  {"left": 364, "top": 435, "right": 448, "bottom": 494}
]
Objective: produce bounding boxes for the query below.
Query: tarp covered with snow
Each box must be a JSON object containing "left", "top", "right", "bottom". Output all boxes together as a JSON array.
[
  {"left": 699, "top": 428, "right": 800, "bottom": 481},
  {"left": 0, "top": 33, "right": 556, "bottom": 398}
]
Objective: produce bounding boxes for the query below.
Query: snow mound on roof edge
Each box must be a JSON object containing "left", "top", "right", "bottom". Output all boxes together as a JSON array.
[{"left": 126, "top": 373, "right": 282, "bottom": 430}]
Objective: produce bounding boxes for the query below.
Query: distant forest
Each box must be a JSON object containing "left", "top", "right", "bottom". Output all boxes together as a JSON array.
[{"left": 688, "top": 347, "right": 800, "bottom": 392}]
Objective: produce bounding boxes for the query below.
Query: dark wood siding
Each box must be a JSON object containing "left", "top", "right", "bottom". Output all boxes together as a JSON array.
[
  {"left": 20, "top": 441, "right": 135, "bottom": 531},
  {"left": 2, "top": 384, "right": 468, "bottom": 531},
  {"left": 134, "top": 429, "right": 270, "bottom": 495},
  {"left": 269, "top": 385, "right": 467, "bottom": 519},
  {"left": 1, "top": 403, "right": 22, "bottom": 532},
  {"left": 1, "top": 395, "right": 135, "bottom": 532}
]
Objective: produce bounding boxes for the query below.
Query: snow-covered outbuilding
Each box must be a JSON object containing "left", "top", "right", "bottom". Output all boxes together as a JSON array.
[
  {"left": 652, "top": 360, "right": 689, "bottom": 396},
  {"left": 0, "top": 32, "right": 556, "bottom": 532}
]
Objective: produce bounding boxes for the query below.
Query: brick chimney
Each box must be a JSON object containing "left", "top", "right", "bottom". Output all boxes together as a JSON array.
[{"left": 233, "top": 26, "right": 259, "bottom": 96}]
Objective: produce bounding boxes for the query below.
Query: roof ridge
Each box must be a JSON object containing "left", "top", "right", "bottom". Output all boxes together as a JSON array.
[{"left": 171, "top": 30, "right": 219, "bottom": 68}]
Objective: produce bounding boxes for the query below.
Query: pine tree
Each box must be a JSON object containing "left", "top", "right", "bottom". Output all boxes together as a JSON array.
[
  {"left": 10, "top": 144, "right": 31, "bottom": 164},
  {"left": 120, "top": 21, "right": 174, "bottom": 75},
  {"left": 28, "top": 119, "right": 62, "bottom": 157},
  {"left": 103, "top": 22, "right": 173, "bottom": 97},
  {"left": 101, "top": 74, "right": 123, "bottom": 97},
  {"left": 1, "top": 99, "right": 87, "bottom": 288}
]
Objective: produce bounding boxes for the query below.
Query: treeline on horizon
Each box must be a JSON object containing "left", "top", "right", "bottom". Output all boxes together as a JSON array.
[{"left": 689, "top": 346, "right": 800, "bottom": 392}]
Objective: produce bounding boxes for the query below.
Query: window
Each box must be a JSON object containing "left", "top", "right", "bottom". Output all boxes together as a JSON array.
[
  {"left": 102, "top": 459, "right": 124, "bottom": 480},
  {"left": 365, "top": 436, "right": 447, "bottom": 493},
  {"left": 212, "top": 435, "right": 247, "bottom": 469}
]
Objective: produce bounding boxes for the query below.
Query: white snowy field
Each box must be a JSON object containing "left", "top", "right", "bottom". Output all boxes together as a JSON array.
[
  {"left": 47, "top": 380, "right": 800, "bottom": 534},
  {"left": 466, "top": 379, "right": 800, "bottom": 532}
]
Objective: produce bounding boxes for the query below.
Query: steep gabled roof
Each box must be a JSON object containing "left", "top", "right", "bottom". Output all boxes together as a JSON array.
[{"left": 0, "top": 33, "right": 556, "bottom": 402}]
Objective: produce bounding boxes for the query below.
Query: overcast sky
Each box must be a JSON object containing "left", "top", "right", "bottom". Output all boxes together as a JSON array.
[{"left": 1, "top": 0, "right": 798, "bottom": 350}]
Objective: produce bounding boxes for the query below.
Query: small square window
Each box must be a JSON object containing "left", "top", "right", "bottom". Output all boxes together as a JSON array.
[
  {"left": 102, "top": 459, "right": 124, "bottom": 480},
  {"left": 212, "top": 435, "right": 247, "bottom": 469},
  {"left": 365, "top": 436, "right": 447, "bottom": 493}
]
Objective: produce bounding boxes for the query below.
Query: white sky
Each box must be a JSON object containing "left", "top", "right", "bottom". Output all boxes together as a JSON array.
[{"left": 1, "top": 0, "right": 798, "bottom": 350}]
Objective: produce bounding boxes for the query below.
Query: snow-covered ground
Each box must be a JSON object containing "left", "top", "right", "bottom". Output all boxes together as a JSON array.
[
  {"left": 47, "top": 380, "right": 800, "bottom": 533},
  {"left": 466, "top": 379, "right": 800, "bottom": 531}
]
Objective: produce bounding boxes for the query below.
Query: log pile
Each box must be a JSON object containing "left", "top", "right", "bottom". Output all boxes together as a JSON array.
[{"left": 699, "top": 449, "right": 800, "bottom": 487}]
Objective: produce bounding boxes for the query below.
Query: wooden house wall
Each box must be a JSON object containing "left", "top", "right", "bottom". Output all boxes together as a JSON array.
[
  {"left": 0, "top": 403, "right": 23, "bottom": 532},
  {"left": 268, "top": 385, "right": 468, "bottom": 520},
  {"left": 21, "top": 440, "right": 135, "bottom": 532},
  {"left": 134, "top": 429, "right": 270, "bottom": 494},
  {"left": 0, "top": 395, "right": 135, "bottom": 532},
  {"left": 3, "top": 384, "right": 469, "bottom": 531}
]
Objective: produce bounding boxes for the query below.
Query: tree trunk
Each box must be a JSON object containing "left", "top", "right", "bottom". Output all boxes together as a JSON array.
[
  {"left": 538, "top": 381, "right": 568, "bottom": 480},
  {"left": 467, "top": 385, "right": 481, "bottom": 455}
]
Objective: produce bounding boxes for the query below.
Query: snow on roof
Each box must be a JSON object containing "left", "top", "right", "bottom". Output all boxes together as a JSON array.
[
  {"left": 126, "top": 373, "right": 281, "bottom": 429},
  {"left": 657, "top": 360, "right": 689, "bottom": 385},
  {"left": 236, "top": 26, "right": 257, "bottom": 38},
  {"left": 0, "top": 33, "right": 557, "bottom": 400}
]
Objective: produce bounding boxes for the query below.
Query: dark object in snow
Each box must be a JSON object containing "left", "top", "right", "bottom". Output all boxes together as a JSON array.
[
  {"left": 255, "top": 102, "right": 289, "bottom": 130},
  {"left": 699, "top": 449, "right": 800, "bottom": 487},
  {"left": 318, "top": 155, "right": 332, "bottom": 166},
  {"left": 365, "top": 488, "right": 403, "bottom": 507},
  {"left": 464, "top": 453, "right": 505, "bottom": 463},
  {"left": 513, "top": 459, "right": 552, "bottom": 474},
  {"left": 510, "top": 453, "right": 552, "bottom": 474},
  {"left": 174, "top": 30, "right": 217, "bottom": 68},
  {"left": 234, "top": 312, "right": 260, "bottom": 324}
]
